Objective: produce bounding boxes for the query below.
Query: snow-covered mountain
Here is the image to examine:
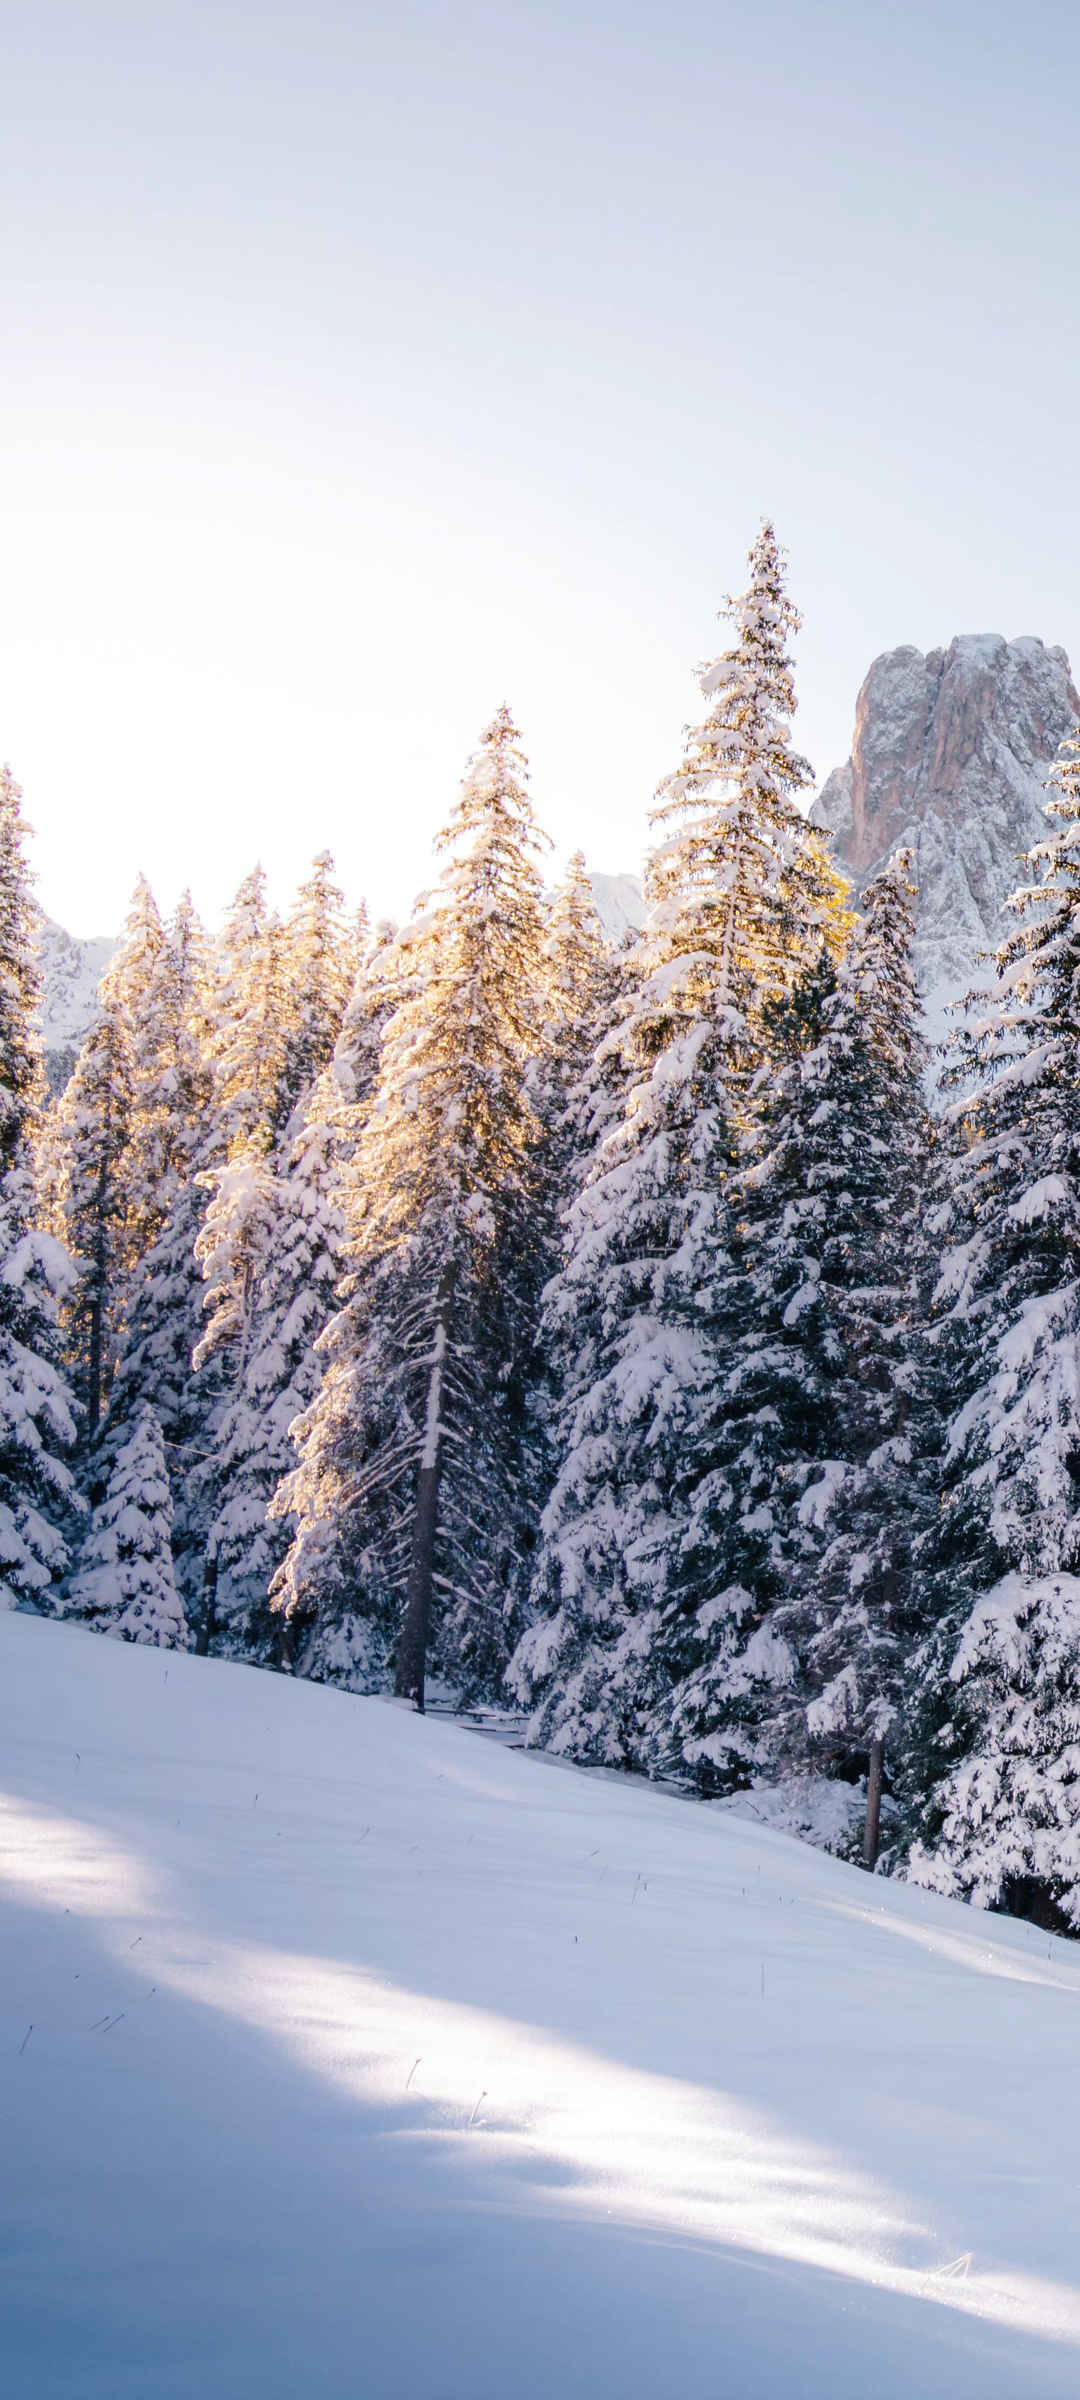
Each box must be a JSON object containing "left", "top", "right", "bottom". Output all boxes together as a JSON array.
[
  {"left": 586, "top": 869, "right": 645, "bottom": 944},
  {"left": 813, "top": 633, "right": 1080, "bottom": 1037},
  {"left": 35, "top": 908, "right": 115, "bottom": 1087}
]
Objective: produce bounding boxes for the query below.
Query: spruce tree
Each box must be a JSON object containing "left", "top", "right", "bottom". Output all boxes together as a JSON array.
[
  {"left": 279, "top": 850, "right": 351, "bottom": 1125},
  {"left": 511, "top": 523, "right": 835, "bottom": 1772},
  {"left": 0, "top": 765, "right": 48, "bottom": 1170},
  {"left": 666, "top": 857, "right": 929, "bottom": 1835},
  {"left": 0, "top": 765, "right": 81, "bottom": 1609},
  {"left": 68, "top": 1406, "right": 186, "bottom": 1647},
  {"left": 273, "top": 707, "right": 549, "bottom": 1705},
  {"left": 202, "top": 1074, "right": 345, "bottom": 1659},
  {"left": 52, "top": 995, "right": 134, "bottom": 1443},
  {"left": 105, "top": 894, "right": 216, "bottom": 1612},
  {"left": 903, "top": 729, "right": 1080, "bottom": 1928}
]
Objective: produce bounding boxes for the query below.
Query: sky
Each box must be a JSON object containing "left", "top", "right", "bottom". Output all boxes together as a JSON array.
[{"left": 3, "top": 0, "right": 1079, "bottom": 936}]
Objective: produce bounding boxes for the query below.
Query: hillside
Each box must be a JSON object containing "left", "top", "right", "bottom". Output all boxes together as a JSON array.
[{"left": 3, "top": 1613, "right": 1080, "bottom": 2398}]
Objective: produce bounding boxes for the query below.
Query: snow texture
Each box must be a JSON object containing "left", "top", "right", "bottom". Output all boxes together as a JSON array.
[{"left": 5, "top": 1613, "right": 1080, "bottom": 2399}]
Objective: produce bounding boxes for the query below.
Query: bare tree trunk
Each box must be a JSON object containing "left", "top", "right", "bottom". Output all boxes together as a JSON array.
[
  {"left": 194, "top": 1551, "right": 218, "bottom": 1658},
  {"left": 395, "top": 1314, "right": 448, "bottom": 1713},
  {"left": 87, "top": 1289, "right": 104, "bottom": 1447},
  {"left": 862, "top": 1736, "right": 885, "bottom": 1871}
]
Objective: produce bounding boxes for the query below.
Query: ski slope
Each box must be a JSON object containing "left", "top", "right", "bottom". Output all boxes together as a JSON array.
[{"left": 3, "top": 1615, "right": 1080, "bottom": 2399}]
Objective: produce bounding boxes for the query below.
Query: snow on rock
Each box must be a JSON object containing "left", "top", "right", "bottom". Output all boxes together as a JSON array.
[
  {"left": 812, "top": 635, "right": 1080, "bottom": 1044},
  {"left": 5, "top": 1610, "right": 1080, "bottom": 2398},
  {"left": 584, "top": 869, "right": 645, "bottom": 945},
  {"left": 34, "top": 907, "right": 115, "bottom": 1085}
]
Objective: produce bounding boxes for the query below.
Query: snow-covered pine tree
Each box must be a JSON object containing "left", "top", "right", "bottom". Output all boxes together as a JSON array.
[
  {"left": 105, "top": 893, "right": 218, "bottom": 1608},
  {"left": 102, "top": 877, "right": 168, "bottom": 1263},
  {"left": 200, "top": 1073, "right": 346, "bottom": 1659},
  {"left": 511, "top": 522, "right": 836, "bottom": 1773},
  {"left": 670, "top": 856, "right": 929, "bottom": 1839},
  {"left": 204, "top": 866, "right": 290, "bottom": 1159},
  {"left": 0, "top": 765, "right": 81, "bottom": 1608},
  {"left": 0, "top": 764, "right": 48, "bottom": 1170},
  {"left": 535, "top": 851, "right": 619, "bottom": 1187},
  {"left": 52, "top": 994, "right": 134, "bottom": 1443},
  {"left": 902, "top": 729, "right": 1080, "bottom": 1929},
  {"left": 273, "top": 707, "right": 550, "bottom": 1705},
  {"left": 68, "top": 1404, "right": 186, "bottom": 1646},
  {"left": 278, "top": 850, "right": 351, "bottom": 1126}
]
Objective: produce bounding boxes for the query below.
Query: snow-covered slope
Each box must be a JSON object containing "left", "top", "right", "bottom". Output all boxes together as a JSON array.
[
  {"left": 35, "top": 908, "right": 114, "bottom": 1085},
  {"left": 813, "top": 634, "right": 1080, "bottom": 1039},
  {"left": 4, "top": 1614, "right": 1080, "bottom": 2399}
]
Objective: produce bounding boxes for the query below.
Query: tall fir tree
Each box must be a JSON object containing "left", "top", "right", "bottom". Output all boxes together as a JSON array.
[
  {"left": 903, "top": 729, "right": 1080, "bottom": 1928},
  {"left": 52, "top": 994, "right": 134, "bottom": 1444},
  {"left": 0, "top": 765, "right": 81, "bottom": 1608},
  {"left": 273, "top": 707, "right": 550, "bottom": 1705},
  {"left": 511, "top": 523, "right": 837, "bottom": 1771},
  {"left": 278, "top": 850, "right": 351, "bottom": 1126},
  {"left": 104, "top": 894, "right": 216, "bottom": 1611},
  {"left": 660, "top": 856, "right": 929, "bottom": 1834}
]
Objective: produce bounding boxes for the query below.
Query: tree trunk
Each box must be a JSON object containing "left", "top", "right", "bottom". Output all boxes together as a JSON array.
[
  {"left": 862, "top": 1735, "right": 885, "bottom": 1871},
  {"left": 194, "top": 1551, "right": 218, "bottom": 1658},
  {"left": 87, "top": 1289, "right": 104, "bottom": 1447},
  {"left": 395, "top": 1313, "right": 448, "bottom": 1713}
]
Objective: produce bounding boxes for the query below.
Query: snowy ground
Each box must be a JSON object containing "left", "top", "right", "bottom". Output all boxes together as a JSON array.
[{"left": 4, "top": 1618, "right": 1080, "bottom": 2398}]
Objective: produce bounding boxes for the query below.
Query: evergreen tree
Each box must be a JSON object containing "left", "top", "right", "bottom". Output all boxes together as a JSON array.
[
  {"left": 0, "top": 765, "right": 81, "bottom": 1609},
  {"left": 104, "top": 894, "right": 216, "bottom": 1610},
  {"left": 68, "top": 1405, "right": 186, "bottom": 1646},
  {"left": 663, "top": 857, "right": 929, "bottom": 1832},
  {"left": 102, "top": 877, "right": 168, "bottom": 1264},
  {"left": 202, "top": 1074, "right": 346, "bottom": 1658},
  {"left": 204, "top": 866, "right": 290, "bottom": 1158},
  {"left": 903, "top": 730, "right": 1080, "bottom": 1928},
  {"left": 0, "top": 764, "right": 47, "bottom": 1169},
  {"left": 273, "top": 707, "right": 550, "bottom": 1705},
  {"left": 511, "top": 523, "right": 835, "bottom": 1771},
  {"left": 53, "top": 995, "right": 134, "bottom": 1442},
  {"left": 279, "top": 850, "right": 351, "bottom": 1124}
]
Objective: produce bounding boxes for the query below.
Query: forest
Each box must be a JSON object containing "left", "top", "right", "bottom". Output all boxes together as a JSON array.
[{"left": 5, "top": 521, "right": 1080, "bottom": 1933}]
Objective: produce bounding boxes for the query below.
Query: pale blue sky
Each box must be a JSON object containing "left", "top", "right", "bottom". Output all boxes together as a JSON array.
[{"left": 3, "top": 0, "right": 1078, "bottom": 932}]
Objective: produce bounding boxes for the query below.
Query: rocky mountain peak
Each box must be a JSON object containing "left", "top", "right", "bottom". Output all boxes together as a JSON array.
[{"left": 814, "top": 633, "right": 1080, "bottom": 1028}]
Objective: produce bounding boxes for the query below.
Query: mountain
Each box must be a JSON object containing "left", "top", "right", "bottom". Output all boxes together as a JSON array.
[
  {"left": 35, "top": 910, "right": 115, "bottom": 1091},
  {"left": 587, "top": 869, "right": 645, "bottom": 944},
  {"left": 813, "top": 634, "right": 1080, "bottom": 1036}
]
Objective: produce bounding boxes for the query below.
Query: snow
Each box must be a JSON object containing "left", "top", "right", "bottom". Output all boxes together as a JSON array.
[
  {"left": 5, "top": 1617, "right": 1080, "bottom": 2396},
  {"left": 34, "top": 909, "right": 116, "bottom": 1068}
]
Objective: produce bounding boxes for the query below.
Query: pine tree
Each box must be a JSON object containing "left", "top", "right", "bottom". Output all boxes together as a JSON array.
[
  {"left": 102, "top": 877, "right": 168, "bottom": 1263},
  {"left": 104, "top": 894, "right": 216, "bottom": 1612},
  {"left": 204, "top": 866, "right": 290, "bottom": 1159},
  {"left": 279, "top": 850, "right": 351, "bottom": 1125},
  {"left": 68, "top": 1405, "right": 186, "bottom": 1646},
  {"left": 273, "top": 707, "right": 550, "bottom": 1705},
  {"left": 202, "top": 1074, "right": 346, "bottom": 1658},
  {"left": 511, "top": 523, "right": 835, "bottom": 1772},
  {"left": 0, "top": 765, "right": 81, "bottom": 1608},
  {"left": 904, "top": 730, "right": 1080, "bottom": 1928},
  {"left": 52, "top": 995, "right": 134, "bottom": 1443},
  {"left": 0, "top": 764, "right": 48, "bottom": 1170},
  {"left": 666, "top": 857, "right": 930, "bottom": 1837}
]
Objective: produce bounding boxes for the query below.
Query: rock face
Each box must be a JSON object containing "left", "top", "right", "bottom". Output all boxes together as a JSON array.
[
  {"left": 814, "top": 634, "right": 1080, "bottom": 1030},
  {"left": 35, "top": 910, "right": 115, "bottom": 1091}
]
